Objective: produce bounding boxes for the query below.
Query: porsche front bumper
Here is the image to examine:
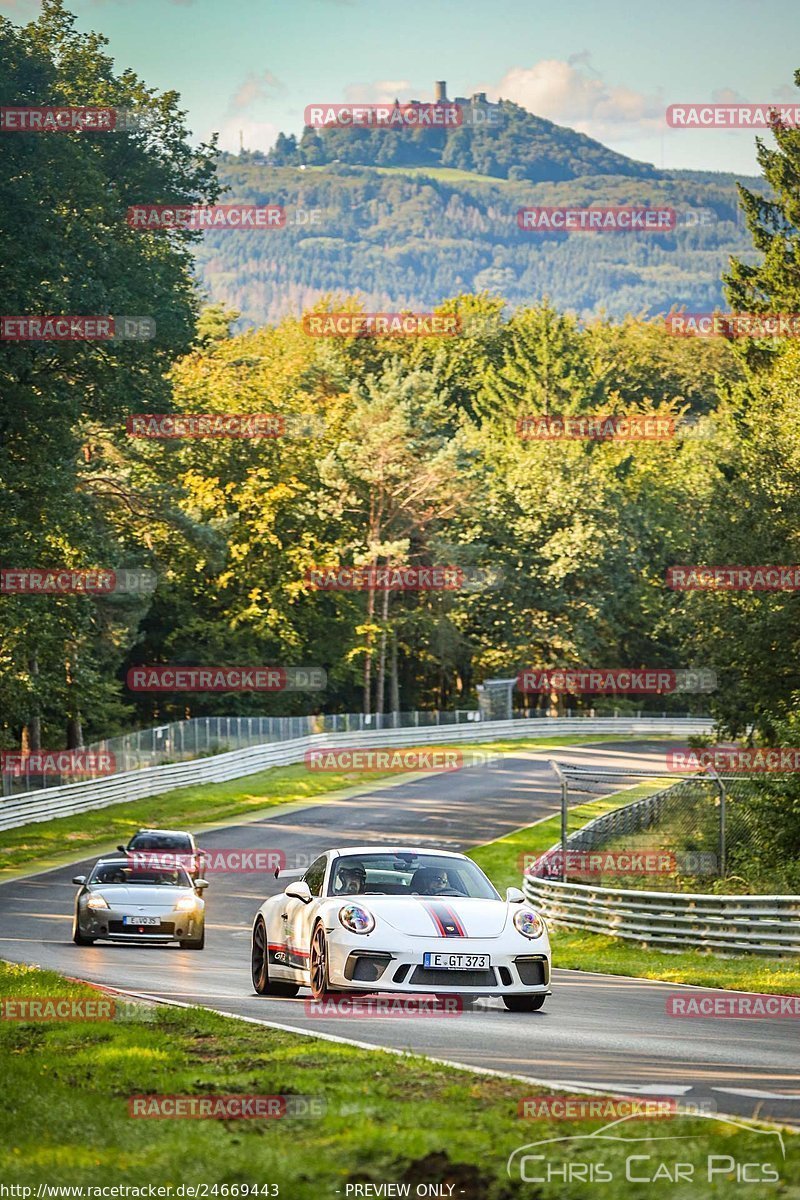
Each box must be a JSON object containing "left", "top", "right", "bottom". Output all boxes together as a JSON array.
[{"left": 324, "top": 930, "right": 551, "bottom": 996}]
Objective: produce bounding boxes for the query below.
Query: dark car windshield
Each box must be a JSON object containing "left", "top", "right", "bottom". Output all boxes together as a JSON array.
[
  {"left": 128, "top": 833, "right": 193, "bottom": 852},
  {"left": 89, "top": 862, "right": 192, "bottom": 887},
  {"left": 328, "top": 853, "right": 499, "bottom": 899}
]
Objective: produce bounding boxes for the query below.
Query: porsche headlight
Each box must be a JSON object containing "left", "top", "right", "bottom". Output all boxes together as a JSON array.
[
  {"left": 86, "top": 894, "right": 109, "bottom": 910},
  {"left": 175, "top": 895, "right": 199, "bottom": 911},
  {"left": 338, "top": 904, "right": 375, "bottom": 934},
  {"left": 514, "top": 908, "right": 545, "bottom": 939}
]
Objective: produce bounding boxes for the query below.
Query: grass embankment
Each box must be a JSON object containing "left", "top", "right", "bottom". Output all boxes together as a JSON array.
[
  {"left": 469, "top": 787, "right": 800, "bottom": 994},
  {"left": 1, "top": 961, "right": 794, "bottom": 1196},
  {"left": 0, "top": 734, "right": 646, "bottom": 879}
]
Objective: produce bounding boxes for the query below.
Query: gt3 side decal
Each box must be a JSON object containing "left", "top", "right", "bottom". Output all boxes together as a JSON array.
[
  {"left": 268, "top": 941, "right": 309, "bottom": 970},
  {"left": 421, "top": 901, "right": 467, "bottom": 937}
]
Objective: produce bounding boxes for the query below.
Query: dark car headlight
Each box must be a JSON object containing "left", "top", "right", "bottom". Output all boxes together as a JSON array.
[{"left": 338, "top": 904, "right": 375, "bottom": 934}]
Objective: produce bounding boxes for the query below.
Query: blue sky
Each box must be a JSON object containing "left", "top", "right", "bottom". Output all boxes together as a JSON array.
[{"left": 2, "top": 0, "right": 796, "bottom": 175}]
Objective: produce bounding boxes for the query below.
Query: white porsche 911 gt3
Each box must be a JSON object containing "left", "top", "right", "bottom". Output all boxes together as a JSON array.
[{"left": 250, "top": 846, "right": 551, "bottom": 1011}]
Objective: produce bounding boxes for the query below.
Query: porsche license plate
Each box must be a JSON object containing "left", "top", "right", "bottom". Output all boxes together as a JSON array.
[
  {"left": 423, "top": 952, "right": 489, "bottom": 969},
  {"left": 123, "top": 916, "right": 160, "bottom": 926}
]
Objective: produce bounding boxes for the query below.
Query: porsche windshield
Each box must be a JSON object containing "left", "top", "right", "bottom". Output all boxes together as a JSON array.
[
  {"left": 328, "top": 854, "right": 499, "bottom": 899},
  {"left": 89, "top": 862, "right": 192, "bottom": 887}
]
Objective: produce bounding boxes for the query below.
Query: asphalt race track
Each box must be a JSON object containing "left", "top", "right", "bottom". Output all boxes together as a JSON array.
[{"left": 1, "top": 740, "right": 798, "bottom": 1127}]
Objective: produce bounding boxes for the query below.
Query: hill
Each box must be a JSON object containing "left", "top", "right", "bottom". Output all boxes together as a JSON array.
[
  {"left": 193, "top": 153, "right": 762, "bottom": 326},
  {"left": 270, "top": 99, "right": 660, "bottom": 183}
]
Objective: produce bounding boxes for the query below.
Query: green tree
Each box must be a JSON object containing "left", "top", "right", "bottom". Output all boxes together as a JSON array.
[{"left": 0, "top": 0, "right": 218, "bottom": 750}]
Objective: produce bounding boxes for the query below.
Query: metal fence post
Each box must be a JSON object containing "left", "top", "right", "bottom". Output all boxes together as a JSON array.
[
  {"left": 708, "top": 766, "right": 727, "bottom": 877},
  {"left": 550, "top": 759, "right": 569, "bottom": 883}
]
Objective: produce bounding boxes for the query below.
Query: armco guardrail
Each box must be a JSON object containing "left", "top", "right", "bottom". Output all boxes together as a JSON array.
[
  {"left": 523, "top": 875, "right": 800, "bottom": 955},
  {"left": 0, "top": 716, "right": 711, "bottom": 832},
  {"left": 566, "top": 783, "right": 675, "bottom": 849}
]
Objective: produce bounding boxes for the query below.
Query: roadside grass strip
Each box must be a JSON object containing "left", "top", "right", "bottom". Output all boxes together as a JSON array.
[{"left": 0, "top": 961, "right": 795, "bottom": 1196}]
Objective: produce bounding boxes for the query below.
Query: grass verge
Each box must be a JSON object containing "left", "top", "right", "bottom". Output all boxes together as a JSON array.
[
  {"left": 0, "top": 734, "right": 646, "bottom": 879},
  {"left": 1, "top": 960, "right": 794, "bottom": 1196},
  {"left": 468, "top": 787, "right": 800, "bottom": 994}
]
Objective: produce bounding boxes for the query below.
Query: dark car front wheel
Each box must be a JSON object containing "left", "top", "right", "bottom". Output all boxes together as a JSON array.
[
  {"left": 72, "top": 916, "right": 95, "bottom": 946},
  {"left": 503, "top": 994, "right": 546, "bottom": 1012},
  {"left": 179, "top": 927, "right": 205, "bottom": 950}
]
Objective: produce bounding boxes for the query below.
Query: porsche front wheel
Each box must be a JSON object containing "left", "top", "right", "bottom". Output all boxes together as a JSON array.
[{"left": 309, "top": 924, "right": 331, "bottom": 999}]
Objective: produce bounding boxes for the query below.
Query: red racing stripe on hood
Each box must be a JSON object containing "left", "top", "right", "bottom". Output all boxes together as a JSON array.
[{"left": 421, "top": 901, "right": 467, "bottom": 937}]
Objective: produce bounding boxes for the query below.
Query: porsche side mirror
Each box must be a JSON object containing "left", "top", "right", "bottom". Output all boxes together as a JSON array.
[
  {"left": 284, "top": 880, "right": 312, "bottom": 903},
  {"left": 117, "top": 845, "right": 127, "bottom": 853},
  {"left": 72, "top": 875, "right": 86, "bottom": 886},
  {"left": 194, "top": 879, "right": 209, "bottom": 891},
  {"left": 506, "top": 886, "right": 525, "bottom": 903}
]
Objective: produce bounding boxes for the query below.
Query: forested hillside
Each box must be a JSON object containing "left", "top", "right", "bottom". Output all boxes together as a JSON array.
[
  {"left": 269, "top": 100, "right": 658, "bottom": 182},
  {"left": 195, "top": 157, "right": 761, "bottom": 325}
]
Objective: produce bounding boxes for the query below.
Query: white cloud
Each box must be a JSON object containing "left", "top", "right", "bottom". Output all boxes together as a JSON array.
[
  {"left": 215, "top": 117, "right": 280, "bottom": 155},
  {"left": 227, "top": 70, "right": 285, "bottom": 116},
  {"left": 477, "top": 58, "right": 665, "bottom": 143},
  {"left": 343, "top": 79, "right": 415, "bottom": 104},
  {"left": 710, "top": 86, "right": 749, "bottom": 104}
]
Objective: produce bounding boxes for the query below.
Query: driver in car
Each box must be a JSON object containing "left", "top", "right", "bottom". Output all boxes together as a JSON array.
[
  {"left": 412, "top": 866, "right": 451, "bottom": 895},
  {"left": 335, "top": 863, "right": 366, "bottom": 894}
]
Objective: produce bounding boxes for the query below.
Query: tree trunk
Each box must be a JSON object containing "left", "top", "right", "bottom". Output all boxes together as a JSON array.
[
  {"left": 66, "top": 716, "right": 84, "bottom": 750},
  {"left": 363, "top": 567, "right": 376, "bottom": 716},
  {"left": 22, "top": 652, "right": 42, "bottom": 751},
  {"left": 375, "top": 587, "right": 390, "bottom": 717},
  {"left": 65, "top": 650, "right": 84, "bottom": 749},
  {"left": 390, "top": 630, "right": 400, "bottom": 720}
]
